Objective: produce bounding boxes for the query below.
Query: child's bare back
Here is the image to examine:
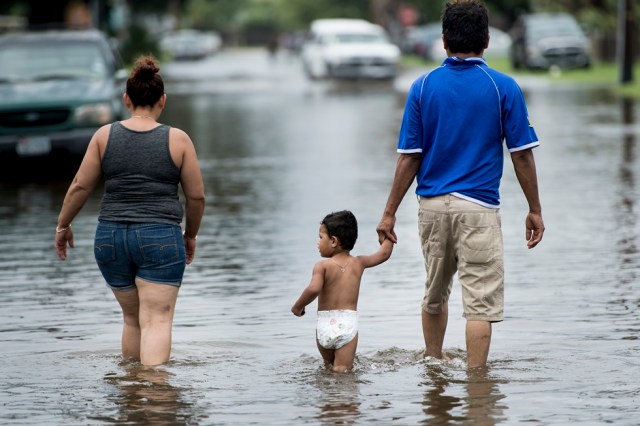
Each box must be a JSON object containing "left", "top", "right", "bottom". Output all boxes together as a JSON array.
[{"left": 315, "top": 248, "right": 392, "bottom": 311}]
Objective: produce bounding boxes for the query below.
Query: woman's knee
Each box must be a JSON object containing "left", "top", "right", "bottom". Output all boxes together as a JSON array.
[{"left": 123, "top": 312, "right": 140, "bottom": 327}]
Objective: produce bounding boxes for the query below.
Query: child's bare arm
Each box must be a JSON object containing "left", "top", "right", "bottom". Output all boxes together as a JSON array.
[
  {"left": 291, "top": 262, "right": 325, "bottom": 316},
  {"left": 357, "top": 238, "right": 394, "bottom": 269}
]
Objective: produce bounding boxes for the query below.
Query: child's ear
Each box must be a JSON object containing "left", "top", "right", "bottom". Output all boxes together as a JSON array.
[{"left": 330, "top": 236, "right": 340, "bottom": 247}]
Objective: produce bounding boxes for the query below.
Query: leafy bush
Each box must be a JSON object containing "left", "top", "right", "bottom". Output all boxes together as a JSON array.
[{"left": 119, "top": 23, "right": 161, "bottom": 64}]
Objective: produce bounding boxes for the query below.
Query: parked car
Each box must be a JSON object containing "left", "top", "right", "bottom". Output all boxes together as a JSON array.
[
  {"left": 160, "top": 29, "right": 222, "bottom": 61},
  {"left": 300, "top": 19, "right": 401, "bottom": 80},
  {"left": 428, "top": 25, "right": 512, "bottom": 61},
  {"left": 0, "top": 30, "right": 127, "bottom": 174},
  {"left": 400, "top": 23, "right": 442, "bottom": 60},
  {"left": 510, "top": 13, "right": 591, "bottom": 70}
]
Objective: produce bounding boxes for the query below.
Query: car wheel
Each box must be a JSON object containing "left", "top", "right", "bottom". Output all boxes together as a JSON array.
[
  {"left": 302, "top": 61, "right": 319, "bottom": 80},
  {"left": 325, "top": 62, "right": 334, "bottom": 79},
  {"left": 511, "top": 56, "right": 521, "bottom": 70}
]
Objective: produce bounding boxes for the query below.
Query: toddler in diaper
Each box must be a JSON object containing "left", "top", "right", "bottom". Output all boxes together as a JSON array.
[
  {"left": 317, "top": 309, "right": 358, "bottom": 350},
  {"left": 291, "top": 210, "right": 393, "bottom": 373}
]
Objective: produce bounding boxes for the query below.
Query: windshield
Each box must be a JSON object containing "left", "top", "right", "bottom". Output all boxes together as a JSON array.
[
  {"left": 0, "top": 42, "right": 108, "bottom": 82},
  {"left": 333, "top": 33, "right": 388, "bottom": 43},
  {"left": 527, "top": 17, "right": 584, "bottom": 40}
]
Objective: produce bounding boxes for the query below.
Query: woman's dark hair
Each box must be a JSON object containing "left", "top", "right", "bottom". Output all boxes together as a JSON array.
[
  {"left": 321, "top": 210, "right": 358, "bottom": 251},
  {"left": 126, "top": 55, "right": 164, "bottom": 107},
  {"left": 442, "top": 0, "right": 489, "bottom": 54}
]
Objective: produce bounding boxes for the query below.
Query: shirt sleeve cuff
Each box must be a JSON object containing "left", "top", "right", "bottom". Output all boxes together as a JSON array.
[
  {"left": 508, "top": 141, "right": 540, "bottom": 153},
  {"left": 397, "top": 148, "right": 423, "bottom": 154}
]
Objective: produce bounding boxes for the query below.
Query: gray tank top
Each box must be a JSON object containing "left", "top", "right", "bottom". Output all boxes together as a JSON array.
[{"left": 98, "top": 121, "right": 183, "bottom": 225}]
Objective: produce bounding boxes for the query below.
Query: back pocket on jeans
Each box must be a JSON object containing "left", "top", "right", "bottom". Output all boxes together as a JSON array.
[
  {"left": 94, "top": 229, "right": 116, "bottom": 264},
  {"left": 137, "top": 227, "right": 179, "bottom": 264}
]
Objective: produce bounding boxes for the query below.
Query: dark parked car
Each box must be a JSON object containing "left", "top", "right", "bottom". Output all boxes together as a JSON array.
[
  {"left": 401, "top": 23, "right": 442, "bottom": 60},
  {"left": 0, "top": 30, "right": 127, "bottom": 175},
  {"left": 510, "top": 13, "right": 591, "bottom": 70}
]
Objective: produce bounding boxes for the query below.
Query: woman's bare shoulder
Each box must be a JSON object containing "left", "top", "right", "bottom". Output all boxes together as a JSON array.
[
  {"left": 92, "top": 123, "right": 113, "bottom": 148},
  {"left": 168, "top": 126, "right": 191, "bottom": 141},
  {"left": 96, "top": 123, "right": 112, "bottom": 137}
]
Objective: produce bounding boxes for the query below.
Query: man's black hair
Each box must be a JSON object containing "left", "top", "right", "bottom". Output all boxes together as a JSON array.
[
  {"left": 442, "top": 0, "right": 489, "bottom": 54},
  {"left": 321, "top": 210, "right": 358, "bottom": 251}
]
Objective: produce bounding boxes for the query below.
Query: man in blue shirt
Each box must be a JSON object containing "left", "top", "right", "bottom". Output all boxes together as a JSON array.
[{"left": 377, "top": 0, "right": 544, "bottom": 368}]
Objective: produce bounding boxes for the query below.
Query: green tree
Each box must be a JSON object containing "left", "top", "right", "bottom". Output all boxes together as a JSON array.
[
  {"left": 184, "top": 0, "right": 248, "bottom": 31},
  {"left": 274, "top": 0, "right": 369, "bottom": 29}
]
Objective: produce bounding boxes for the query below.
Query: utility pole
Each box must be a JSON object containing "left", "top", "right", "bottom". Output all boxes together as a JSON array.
[
  {"left": 618, "top": 0, "right": 635, "bottom": 84},
  {"left": 370, "top": 0, "right": 401, "bottom": 44}
]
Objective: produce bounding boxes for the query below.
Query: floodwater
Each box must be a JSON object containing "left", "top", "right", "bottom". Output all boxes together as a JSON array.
[{"left": 1, "top": 49, "right": 639, "bottom": 425}]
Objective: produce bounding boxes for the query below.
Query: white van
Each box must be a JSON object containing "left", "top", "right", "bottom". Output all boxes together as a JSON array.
[{"left": 300, "top": 19, "right": 401, "bottom": 80}]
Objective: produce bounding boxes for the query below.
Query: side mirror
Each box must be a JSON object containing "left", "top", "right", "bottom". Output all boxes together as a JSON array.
[{"left": 115, "top": 69, "right": 128, "bottom": 81}]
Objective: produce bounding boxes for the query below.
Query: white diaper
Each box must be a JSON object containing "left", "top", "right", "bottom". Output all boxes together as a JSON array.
[{"left": 316, "top": 310, "right": 358, "bottom": 350}]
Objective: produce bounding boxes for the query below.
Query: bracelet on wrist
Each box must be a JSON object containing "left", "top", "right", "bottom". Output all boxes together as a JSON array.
[
  {"left": 182, "top": 231, "right": 197, "bottom": 240},
  {"left": 56, "top": 225, "right": 71, "bottom": 233}
]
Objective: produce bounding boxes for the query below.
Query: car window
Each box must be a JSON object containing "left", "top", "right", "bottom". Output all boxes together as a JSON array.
[
  {"left": 333, "top": 33, "right": 387, "bottom": 43},
  {"left": 0, "top": 42, "right": 108, "bottom": 82},
  {"left": 527, "top": 17, "right": 584, "bottom": 39}
]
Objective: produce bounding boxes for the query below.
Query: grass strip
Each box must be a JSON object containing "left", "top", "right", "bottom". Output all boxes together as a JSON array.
[{"left": 401, "top": 55, "right": 640, "bottom": 97}]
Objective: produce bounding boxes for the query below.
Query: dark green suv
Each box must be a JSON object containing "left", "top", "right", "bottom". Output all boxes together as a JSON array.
[{"left": 0, "top": 30, "right": 127, "bottom": 174}]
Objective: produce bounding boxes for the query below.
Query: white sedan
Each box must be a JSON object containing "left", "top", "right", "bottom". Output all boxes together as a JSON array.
[{"left": 301, "top": 19, "right": 401, "bottom": 80}]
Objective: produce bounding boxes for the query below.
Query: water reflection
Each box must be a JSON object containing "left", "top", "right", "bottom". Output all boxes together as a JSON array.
[
  {"left": 102, "top": 363, "right": 199, "bottom": 425},
  {"left": 0, "top": 181, "right": 68, "bottom": 218},
  {"left": 611, "top": 97, "right": 640, "bottom": 343},
  {"left": 462, "top": 369, "right": 507, "bottom": 425},
  {"left": 312, "top": 371, "right": 362, "bottom": 425},
  {"left": 421, "top": 365, "right": 463, "bottom": 424},
  {"left": 617, "top": 98, "right": 637, "bottom": 271},
  {"left": 420, "top": 364, "right": 506, "bottom": 425}
]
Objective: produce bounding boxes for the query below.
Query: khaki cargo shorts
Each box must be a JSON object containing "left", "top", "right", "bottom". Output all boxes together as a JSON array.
[{"left": 418, "top": 194, "right": 504, "bottom": 322}]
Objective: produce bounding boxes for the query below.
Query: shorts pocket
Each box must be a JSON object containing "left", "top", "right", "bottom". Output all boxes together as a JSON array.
[
  {"left": 137, "top": 226, "right": 179, "bottom": 264},
  {"left": 459, "top": 222, "right": 499, "bottom": 264},
  {"left": 94, "top": 229, "right": 116, "bottom": 265},
  {"left": 419, "top": 210, "right": 445, "bottom": 259}
]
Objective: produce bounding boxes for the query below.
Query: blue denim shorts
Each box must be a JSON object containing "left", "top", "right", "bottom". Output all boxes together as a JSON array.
[{"left": 94, "top": 221, "right": 186, "bottom": 291}]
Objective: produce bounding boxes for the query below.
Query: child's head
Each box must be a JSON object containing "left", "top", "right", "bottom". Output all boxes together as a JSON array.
[
  {"left": 442, "top": 0, "right": 489, "bottom": 55},
  {"left": 320, "top": 210, "right": 358, "bottom": 251}
]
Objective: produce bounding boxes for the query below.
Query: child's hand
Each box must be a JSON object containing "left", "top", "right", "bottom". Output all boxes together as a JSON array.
[{"left": 291, "top": 305, "right": 305, "bottom": 317}]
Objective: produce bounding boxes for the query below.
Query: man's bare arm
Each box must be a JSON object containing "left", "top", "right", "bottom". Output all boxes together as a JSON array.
[
  {"left": 377, "top": 153, "right": 422, "bottom": 244},
  {"left": 511, "top": 148, "right": 544, "bottom": 248}
]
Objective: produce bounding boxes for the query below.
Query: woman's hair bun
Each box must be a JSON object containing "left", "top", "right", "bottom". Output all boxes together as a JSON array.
[
  {"left": 131, "top": 55, "right": 160, "bottom": 81},
  {"left": 126, "top": 55, "right": 164, "bottom": 106}
]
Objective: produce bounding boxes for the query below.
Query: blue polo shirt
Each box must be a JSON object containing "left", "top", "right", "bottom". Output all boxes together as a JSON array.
[{"left": 397, "top": 57, "right": 539, "bottom": 207}]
